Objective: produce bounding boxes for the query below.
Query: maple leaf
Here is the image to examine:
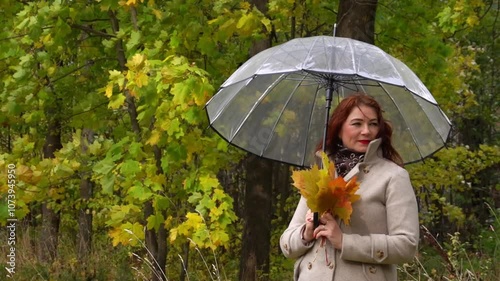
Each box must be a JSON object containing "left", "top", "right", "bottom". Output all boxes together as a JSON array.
[{"left": 291, "top": 152, "right": 361, "bottom": 225}]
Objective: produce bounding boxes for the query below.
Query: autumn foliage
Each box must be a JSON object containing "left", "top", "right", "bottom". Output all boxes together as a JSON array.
[{"left": 291, "top": 152, "right": 360, "bottom": 225}]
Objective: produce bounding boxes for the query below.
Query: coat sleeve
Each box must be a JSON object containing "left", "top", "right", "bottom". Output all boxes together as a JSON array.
[
  {"left": 280, "top": 196, "right": 315, "bottom": 259},
  {"left": 340, "top": 168, "right": 419, "bottom": 264}
]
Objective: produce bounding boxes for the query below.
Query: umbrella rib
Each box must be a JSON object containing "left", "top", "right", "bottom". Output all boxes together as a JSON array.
[
  {"left": 379, "top": 83, "right": 425, "bottom": 161},
  {"left": 251, "top": 47, "right": 281, "bottom": 75},
  {"left": 229, "top": 74, "right": 287, "bottom": 143},
  {"left": 346, "top": 38, "right": 356, "bottom": 72},
  {"left": 412, "top": 95, "right": 451, "bottom": 144},
  {"left": 302, "top": 36, "right": 321, "bottom": 70},
  {"left": 208, "top": 76, "right": 256, "bottom": 124},
  {"left": 355, "top": 78, "right": 367, "bottom": 94},
  {"left": 378, "top": 50, "right": 404, "bottom": 84},
  {"left": 261, "top": 73, "right": 309, "bottom": 158},
  {"left": 301, "top": 82, "right": 322, "bottom": 167}
]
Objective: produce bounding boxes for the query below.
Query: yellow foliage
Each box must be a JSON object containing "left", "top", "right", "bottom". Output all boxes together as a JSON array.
[
  {"left": 126, "top": 0, "right": 137, "bottom": 6},
  {"left": 466, "top": 15, "right": 479, "bottom": 26},
  {"left": 134, "top": 72, "right": 149, "bottom": 88},
  {"left": 109, "top": 222, "right": 145, "bottom": 247},
  {"left": 199, "top": 175, "right": 220, "bottom": 191},
  {"left": 47, "top": 66, "right": 56, "bottom": 75},
  {"left": 240, "top": 2, "right": 251, "bottom": 10},
  {"left": 146, "top": 130, "right": 161, "bottom": 146},
  {"left": 42, "top": 33, "right": 53, "bottom": 46},
  {"left": 127, "top": 53, "right": 146, "bottom": 71},
  {"left": 152, "top": 9, "right": 162, "bottom": 20},
  {"left": 119, "top": 0, "right": 144, "bottom": 7},
  {"left": 169, "top": 212, "right": 205, "bottom": 243},
  {"left": 108, "top": 69, "right": 123, "bottom": 80},
  {"left": 17, "top": 165, "right": 33, "bottom": 183},
  {"left": 291, "top": 152, "right": 360, "bottom": 225}
]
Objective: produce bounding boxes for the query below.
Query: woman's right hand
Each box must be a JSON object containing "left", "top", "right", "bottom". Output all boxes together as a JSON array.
[{"left": 302, "top": 209, "right": 315, "bottom": 242}]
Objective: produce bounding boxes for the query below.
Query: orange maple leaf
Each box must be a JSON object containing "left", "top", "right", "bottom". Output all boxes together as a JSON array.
[{"left": 291, "top": 152, "right": 360, "bottom": 225}]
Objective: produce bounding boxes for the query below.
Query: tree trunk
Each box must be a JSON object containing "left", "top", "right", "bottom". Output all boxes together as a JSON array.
[
  {"left": 109, "top": 10, "right": 167, "bottom": 280},
  {"left": 274, "top": 163, "right": 292, "bottom": 226},
  {"left": 239, "top": 156, "right": 273, "bottom": 281},
  {"left": 179, "top": 241, "right": 190, "bottom": 281},
  {"left": 239, "top": 1, "right": 273, "bottom": 280},
  {"left": 40, "top": 205, "right": 60, "bottom": 261},
  {"left": 78, "top": 178, "right": 93, "bottom": 257},
  {"left": 336, "top": 0, "right": 378, "bottom": 44},
  {"left": 40, "top": 101, "right": 62, "bottom": 262},
  {"left": 153, "top": 145, "right": 168, "bottom": 279},
  {"left": 78, "top": 129, "right": 94, "bottom": 259}
]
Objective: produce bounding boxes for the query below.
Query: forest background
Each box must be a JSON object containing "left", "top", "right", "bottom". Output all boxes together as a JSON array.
[{"left": 0, "top": 0, "right": 499, "bottom": 280}]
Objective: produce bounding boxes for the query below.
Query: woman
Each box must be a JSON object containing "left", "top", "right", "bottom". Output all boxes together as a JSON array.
[{"left": 280, "top": 93, "right": 419, "bottom": 281}]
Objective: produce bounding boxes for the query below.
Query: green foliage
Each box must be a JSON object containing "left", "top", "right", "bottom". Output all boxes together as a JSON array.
[
  {"left": 0, "top": 0, "right": 498, "bottom": 280},
  {"left": 398, "top": 206, "right": 499, "bottom": 280},
  {"left": 377, "top": 0, "right": 486, "bottom": 118},
  {"left": 408, "top": 145, "right": 500, "bottom": 228},
  {"left": 0, "top": 228, "right": 139, "bottom": 281},
  {"left": 1, "top": 0, "right": 243, "bottom": 278},
  {"left": 269, "top": 192, "right": 300, "bottom": 280}
]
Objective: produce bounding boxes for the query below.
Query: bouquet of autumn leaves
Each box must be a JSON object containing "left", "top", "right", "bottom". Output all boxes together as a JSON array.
[{"left": 291, "top": 152, "right": 361, "bottom": 225}]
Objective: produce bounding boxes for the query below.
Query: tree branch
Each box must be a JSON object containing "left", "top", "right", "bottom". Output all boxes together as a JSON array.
[{"left": 71, "top": 24, "right": 115, "bottom": 39}]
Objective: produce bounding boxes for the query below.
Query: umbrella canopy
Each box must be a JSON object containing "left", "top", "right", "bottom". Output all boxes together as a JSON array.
[{"left": 205, "top": 36, "right": 451, "bottom": 167}]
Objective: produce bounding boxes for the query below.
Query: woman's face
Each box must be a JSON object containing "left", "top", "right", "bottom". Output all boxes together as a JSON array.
[{"left": 339, "top": 104, "right": 380, "bottom": 153}]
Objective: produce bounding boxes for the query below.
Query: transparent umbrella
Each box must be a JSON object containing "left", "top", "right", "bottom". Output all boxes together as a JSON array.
[{"left": 205, "top": 36, "right": 451, "bottom": 167}]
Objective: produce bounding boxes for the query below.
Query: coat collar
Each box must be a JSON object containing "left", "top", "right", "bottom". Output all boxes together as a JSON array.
[
  {"left": 344, "top": 138, "right": 382, "bottom": 181},
  {"left": 364, "top": 138, "right": 383, "bottom": 162}
]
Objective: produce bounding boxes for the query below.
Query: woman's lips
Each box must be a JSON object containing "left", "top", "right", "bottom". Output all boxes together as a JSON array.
[{"left": 359, "top": 140, "right": 370, "bottom": 144}]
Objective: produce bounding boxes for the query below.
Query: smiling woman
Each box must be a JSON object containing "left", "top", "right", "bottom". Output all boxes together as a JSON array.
[
  {"left": 338, "top": 104, "right": 380, "bottom": 154},
  {"left": 322, "top": 93, "right": 404, "bottom": 167},
  {"left": 280, "top": 93, "right": 419, "bottom": 281}
]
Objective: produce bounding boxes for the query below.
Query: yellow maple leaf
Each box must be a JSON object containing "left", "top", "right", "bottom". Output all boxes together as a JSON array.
[
  {"left": 105, "top": 84, "right": 113, "bottom": 98},
  {"left": 134, "top": 71, "right": 149, "bottom": 88},
  {"left": 291, "top": 152, "right": 360, "bottom": 225},
  {"left": 146, "top": 130, "right": 161, "bottom": 146},
  {"left": 17, "top": 164, "right": 33, "bottom": 183},
  {"left": 127, "top": 54, "right": 146, "bottom": 71}
]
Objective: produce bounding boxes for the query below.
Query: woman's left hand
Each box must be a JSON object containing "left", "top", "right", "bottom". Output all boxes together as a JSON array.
[{"left": 313, "top": 212, "right": 343, "bottom": 250}]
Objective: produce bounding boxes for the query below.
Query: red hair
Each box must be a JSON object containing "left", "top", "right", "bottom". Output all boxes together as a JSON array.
[{"left": 316, "top": 92, "right": 403, "bottom": 166}]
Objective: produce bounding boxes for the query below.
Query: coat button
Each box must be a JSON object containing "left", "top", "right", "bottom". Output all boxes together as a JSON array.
[
  {"left": 369, "top": 266, "right": 377, "bottom": 273},
  {"left": 363, "top": 168, "right": 370, "bottom": 174},
  {"left": 328, "top": 261, "right": 334, "bottom": 269},
  {"left": 376, "top": 250, "right": 384, "bottom": 259},
  {"left": 308, "top": 262, "right": 312, "bottom": 270},
  {"left": 284, "top": 244, "right": 288, "bottom": 251}
]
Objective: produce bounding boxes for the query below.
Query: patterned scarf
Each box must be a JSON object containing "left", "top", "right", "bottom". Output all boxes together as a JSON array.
[{"left": 332, "top": 146, "right": 365, "bottom": 177}]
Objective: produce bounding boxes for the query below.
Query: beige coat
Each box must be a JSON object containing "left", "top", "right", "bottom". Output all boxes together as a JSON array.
[{"left": 280, "top": 139, "right": 419, "bottom": 281}]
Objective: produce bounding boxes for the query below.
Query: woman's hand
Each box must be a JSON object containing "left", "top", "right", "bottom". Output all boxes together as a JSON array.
[
  {"left": 302, "top": 210, "right": 315, "bottom": 243},
  {"left": 313, "top": 212, "right": 343, "bottom": 249}
]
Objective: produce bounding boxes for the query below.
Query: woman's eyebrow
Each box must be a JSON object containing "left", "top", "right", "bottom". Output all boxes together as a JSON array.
[
  {"left": 349, "top": 117, "right": 377, "bottom": 122},
  {"left": 349, "top": 118, "right": 363, "bottom": 122}
]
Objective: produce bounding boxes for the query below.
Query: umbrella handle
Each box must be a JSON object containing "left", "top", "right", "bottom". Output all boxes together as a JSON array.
[{"left": 315, "top": 79, "right": 334, "bottom": 229}]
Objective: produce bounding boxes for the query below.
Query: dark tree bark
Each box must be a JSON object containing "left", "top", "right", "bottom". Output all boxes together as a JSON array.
[
  {"left": 179, "top": 241, "right": 190, "bottom": 281},
  {"left": 336, "top": 0, "right": 378, "bottom": 44},
  {"left": 238, "top": 1, "right": 274, "bottom": 280},
  {"left": 152, "top": 145, "right": 168, "bottom": 279},
  {"left": 40, "top": 99, "right": 63, "bottom": 262},
  {"left": 40, "top": 204, "right": 60, "bottom": 261},
  {"left": 273, "top": 163, "right": 292, "bottom": 226},
  {"left": 78, "top": 129, "right": 94, "bottom": 259},
  {"left": 249, "top": 0, "right": 272, "bottom": 57},
  {"left": 219, "top": 166, "right": 245, "bottom": 218},
  {"left": 239, "top": 156, "right": 273, "bottom": 281}
]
